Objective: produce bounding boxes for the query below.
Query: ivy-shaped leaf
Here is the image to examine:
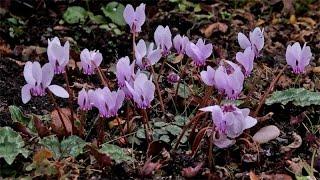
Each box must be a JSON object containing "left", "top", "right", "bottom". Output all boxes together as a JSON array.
[
  {"left": 160, "top": 135, "right": 170, "bottom": 143},
  {"left": 176, "top": 83, "right": 191, "bottom": 99},
  {"left": 63, "top": 6, "right": 88, "bottom": 24},
  {"left": 9, "top": 105, "right": 30, "bottom": 124},
  {"left": 173, "top": 115, "right": 189, "bottom": 126},
  {"left": 100, "top": 143, "right": 133, "bottom": 163},
  {"left": 39, "top": 135, "right": 86, "bottom": 159},
  {"left": 266, "top": 88, "right": 320, "bottom": 106},
  {"left": 0, "top": 127, "right": 29, "bottom": 165},
  {"left": 101, "top": 2, "right": 126, "bottom": 26},
  {"left": 165, "top": 125, "right": 182, "bottom": 136}
]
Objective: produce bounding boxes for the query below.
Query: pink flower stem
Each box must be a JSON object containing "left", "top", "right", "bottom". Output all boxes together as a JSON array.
[
  {"left": 47, "top": 90, "right": 68, "bottom": 135},
  {"left": 172, "top": 111, "right": 207, "bottom": 152},
  {"left": 151, "top": 65, "right": 165, "bottom": 114},
  {"left": 253, "top": 65, "right": 287, "bottom": 117},
  {"left": 63, "top": 70, "right": 75, "bottom": 134},
  {"left": 141, "top": 109, "right": 152, "bottom": 144}
]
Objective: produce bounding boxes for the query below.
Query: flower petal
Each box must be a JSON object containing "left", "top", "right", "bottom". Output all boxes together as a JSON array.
[
  {"left": 238, "top": 32, "right": 251, "bottom": 49},
  {"left": 41, "top": 63, "right": 54, "bottom": 87},
  {"left": 23, "top": 61, "right": 36, "bottom": 85},
  {"left": 48, "top": 85, "right": 69, "bottom": 98},
  {"left": 21, "top": 84, "right": 32, "bottom": 104}
]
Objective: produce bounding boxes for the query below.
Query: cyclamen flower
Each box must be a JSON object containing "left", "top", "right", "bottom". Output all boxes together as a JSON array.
[
  {"left": 173, "top": 34, "right": 189, "bottom": 54},
  {"left": 186, "top": 38, "right": 213, "bottom": 67},
  {"left": 125, "top": 73, "right": 155, "bottom": 109},
  {"left": 200, "top": 66, "right": 215, "bottom": 86},
  {"left": 214, "top": 61, "right": 244, "bottom": 99},
  {"left": 78, "top": 88, "right": 94, "bottom": 110},
  {"left": 91, "top": 87, "right": 125, "bottom": 118},
  {"left": 167, "top": 72, "right": 180, "bottom": 84},
  {"left": 238, "top": 27, "right": 264, "bottom": 57},
  {"left": 123, "top": 3, "right": 146, "bottom": 33},
  {"left": 286, "top": 42, "right": 312, "bottom": 74},
  {"left": 236, "top": 47, "right": 255, "bottom": 76},
  {"left": 47, "top": 37, "right": 70, "bottom": 74},
  {"left": 80, "top": 49, "right": 103, "bottom": 75},
  {"left": 200, "top": 104, "right": 257, "bottom": 148},
  {"left": 116, "top": 56, "right": 135, "bottom": 87},
  {"left": 135, "top": 39, "right": 162, "bottom": 69},
  {"left": 21, "top": 61, "right": 69, "bottom": 104},
  {"left": 154, "top": 25, "right": 172, "bottom": 55}
]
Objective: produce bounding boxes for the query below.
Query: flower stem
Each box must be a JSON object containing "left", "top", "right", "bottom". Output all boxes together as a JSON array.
[
  {"left": 142, "top": 109, "right": 152, "bottom": 144},
  {"left": 63, "top": 70, "right": 76, "bottom": 134},
  {"left": 47, "top": 90, "right": 68, "bottom": 135},
  {"left": 174, "top": 59, "right": 190, "bottom": 101},
  {"left": 150, "top": 65, "right": 165, "bottom": 114},
  {"left": 253, "top": 65, "right": 287, "bottom": 117},
  {"left": 208, "top": 126, "right": 214, "bottom": 170},
  {"left": 172, "top": 111, "right": 207, "bottom": 152}
]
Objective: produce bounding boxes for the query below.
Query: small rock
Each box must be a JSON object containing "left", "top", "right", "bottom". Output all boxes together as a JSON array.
[{"left": 253, "top": 125, "right": 280, "bottom": 144}]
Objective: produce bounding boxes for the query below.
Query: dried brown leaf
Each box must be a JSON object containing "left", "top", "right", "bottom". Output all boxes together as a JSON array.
[
  {"left": 50, "top": 108, "right": 73, "bottom": 136},
  {"left": 280, "top": 132, "right": 302, "bottom": 152},
  {"left": 200, "top": 22, "right": 228, "bottom": 38},
  {"left": 181, "top": 162, "right": 203, "bottom": 178},
  {"left": 140, "top": 158, "right": 161, "bottom": 177}
]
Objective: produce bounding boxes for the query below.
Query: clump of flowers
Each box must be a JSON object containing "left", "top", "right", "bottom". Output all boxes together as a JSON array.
[{"left": 200, "top": 104, "right": 257, "bottom": 148}]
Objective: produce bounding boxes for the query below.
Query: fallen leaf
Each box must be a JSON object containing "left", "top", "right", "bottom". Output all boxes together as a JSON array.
[
  {"left": 289, "top": 14, "right": 296, "bottom": 25},
  {"left": 298, "top": 17, "right": 316, "bottom": 27},
  {"left": 181, "top": 162, "right": 203, "bottom": 178},
  {"left": 260, "top": 173, "right": 292, "bottom": 180},
  {"left": 51, "top": 108, "right": 73, "bottom": 136},
  {"left": 278, "top": 75, "right": 292, "bottom": 88},
  {"left": 147, "top": 140, "right": 171, "bottom": 158},
  {"left": 253, "top": 125, "right": 280, "bottom": 144},
  {"left": 34, "top": 148, "right": 53, "bottom": 163},
  {"left": 280, "top": 132, "right": 302, "bottom": 152},
  {"left": 172, "top": 53, "right": 184, "bottom": 64},
  {"left": 87, "top": 145, "right": 112, "bottom": 168},
  {"left": 200, "top": 22, "right": 228, "bottom": 38},
  {"left": 249, "top": 171, "right": 259, "bottom": 180},
  {"left": 33, "top": 115, "right": 51, "bottom": 138},
  {"left": 312, "top": 67, "right": 320, "bottom": 74},
  {"left": 108, "top": 117, "right": 125, "bottom": 129}
]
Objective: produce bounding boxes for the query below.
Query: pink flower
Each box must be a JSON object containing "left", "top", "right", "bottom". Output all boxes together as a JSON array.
[
  {"left": 236, "top": 47, "right": 255, "bottom": 76},
  {"left": 77, "top": 88, "right": 94, "bottom": 110},
  {"left": 154, "top": 25, "right": 172, "bottom": 55},
  {"left": 80, "top": 49, "right": 103, "bottom": 75},
  {"left": 173, "top": 34, "right": 189, "bottom": 54},
  {"left": 90, "top": 87, "right": 125, "bottom": 118},
  {"left": 123, "top": 3, "right": 146, "bottom": 33},
  {"left": 47, "top": 37, "right": 70, "bottom": 74},
  {"left": 238, "top": 27, "right": 264, "bottom": 57},
  {"left": 167, "top": 72, "right": 180, "bottom": 84},
  {"left": 21, "top": 61, "right": 69, "bottom": 104},
  {"left": 286, "top": 42, "right": 312, "bottom": 74},
  {"left": 135, "top": 39, "right": 162, "bottom": 69},
  {"left": 125, "top": 73, "right": 155, "bottom": 109},
  {"left": 214, "top": 61, "right": 244, "bottom": 99},
  {"left": 200, "top": 104, "right": 257, "bottom": 148},
  {"left": 116, "top": 56, "right": 135, "bottom": 87},
  {"left": 186, "top": 38, "right": 212, "bottom": 67},
  {"left": 200, "top": 66, "right": 215, "bottom": 86}
]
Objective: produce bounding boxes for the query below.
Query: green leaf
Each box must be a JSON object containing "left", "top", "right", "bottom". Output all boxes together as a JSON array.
[
  {"left": 101, "top": 2, "right": 126, "bottom": 26},
  {"left": 39, "top": 135, "right": 61, "bottom": 159},
  {"left": 165, "top": 125, "right": 182, "bottom": 136},
  {"left": 39, "top": 135, "right": 86, "bottom": 159},
  {"left": 266, "top": 88, "right": 320, "bottom": 106},
  {"left": 0, "top": 127, "right": 29, "bottom": 165},
  {"left": 176, "top": 83, "right": 191, "bottom": 99},
  {"left": 136, "top": 128, "right": 146, "bottom": 139},
  {"left": 9, "top": 105, "right": 30, "bottom": 124},
  {"left": 160, "top": 135, "right": 170, "bottom": 143},
  {"left": 100, "top": 143, "right": 133, "bottom": 163},
  {"left": 154, "top": 121, "right": 167, "bottom": 127},
  {"left": 88, "top": 12, "right": 107, "bottom": 24},
  {"left": 63, "top": 6, "right": 88, "bottom": 24},
  {"left": 173, "top": 115, "right": 188, "bottom": 126},
  {"left": 60, "top": 135, "right": 86, "bottom": 158},
  {"left": 154, "top": 128, "right": 168, "bottom": 135}
]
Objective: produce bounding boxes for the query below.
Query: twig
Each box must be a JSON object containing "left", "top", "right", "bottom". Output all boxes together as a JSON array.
[
  {"left": 151, "top": 65, "right": 165, "bottom": 114},
  {"left": 253, "top": 65, "right": 287, "bottom": 117}
]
